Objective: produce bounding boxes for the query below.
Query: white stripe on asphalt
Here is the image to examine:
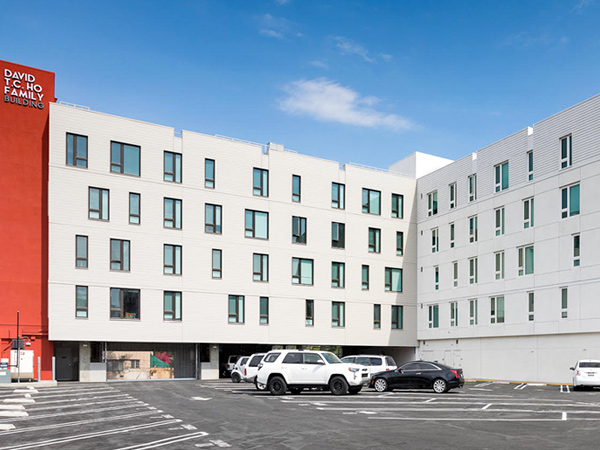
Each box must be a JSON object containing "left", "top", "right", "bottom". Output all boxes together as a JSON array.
[
  {"left": 0, "top": 405, "right": 25, "bottom": 411},
  {"left": 0, "top": 411, "right": 28, "bottom": 417},
  {"left": 0, "top": 424, "right": 16, "bottom": 431},
  {"left": 113, "top": 431, "right": 209, "bottom": 450},
  {"left": 7, "top": 403, "right": 150, "bottom": 422},
  {"left": 3, "top": 399, "right": 35, "bottom": 404},
  {"left": 482, "top": 404, "right": 492, "bottom": 410}
]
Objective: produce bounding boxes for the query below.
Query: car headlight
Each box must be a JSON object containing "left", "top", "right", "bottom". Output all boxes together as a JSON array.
[{"left": 349, "top": 367, "right": 360, "bottom": 373}]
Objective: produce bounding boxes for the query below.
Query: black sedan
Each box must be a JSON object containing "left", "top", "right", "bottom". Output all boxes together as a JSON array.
[{"left": 369, "top": 361, "right": 464, "bottom": 393}]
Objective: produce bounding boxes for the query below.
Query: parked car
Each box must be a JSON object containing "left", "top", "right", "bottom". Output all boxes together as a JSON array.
[
  {"left": 242, "top": 352, "right": 267, "bottom": 388},
  {"left": 369, "top": 360, "right": 464, "bottom": 393},
  {"left": 223, "top": 354, "right": 241, "bottom": 378},
  {"left": 256, "top": 349, "right": 369, "bottom": 396},
  {"left": 230, "top": 356, "right": 249, "bottom": 383},
  {"left": 570, "top": 359, "right": 600, "bottom": 390},
  {"left": 341, "top": 355, "right": 397, "bottom": 378}
]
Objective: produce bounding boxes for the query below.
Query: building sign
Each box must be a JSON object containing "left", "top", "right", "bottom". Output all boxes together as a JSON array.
[{"left": 4, "top": 68, "right": 45, "bottom": 110}]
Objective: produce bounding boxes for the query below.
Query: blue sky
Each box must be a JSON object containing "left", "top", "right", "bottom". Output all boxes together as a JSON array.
[{"left": 4, "top": 0, "right": 600, "bottom": 168}]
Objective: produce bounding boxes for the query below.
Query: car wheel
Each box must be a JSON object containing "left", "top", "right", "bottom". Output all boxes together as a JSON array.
[
  {"left": 348, "top": 386, "right": 362, "bottom": 395},
  {"left": 432, "top": 378, "right": 448, "bottom": 393},
  {"left": 573, "top": 384, "right": 581, "bottom": 391},
  {"left": 231, "top": 372, "right": 241, "bottom": 383},
  {"left": 329, "top": 376, "right": 349, "bottom": 395},
  {"left": 290, "top": 387, "right": 302, "bottom": 395},
  {"left": 268, "top": 376, "right": 287, "bottom": 395},
  {"left": 373, "top": 378, "right": 388, "bottom": 392}
]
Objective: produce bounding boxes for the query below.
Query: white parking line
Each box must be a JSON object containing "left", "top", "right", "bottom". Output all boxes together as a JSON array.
[
  {"left": 6, "top": 403, "right": 150, "bottom": 422},
  {"left": 113, "top": 431, "right": 209, "bottom": 450},
  {"left": 0, "top": 411, "right": 28, "bottom": 418},
  {"left": 3, "top": 399, "right": 35, "bottom": 404},
  {"left": 0, "top": 424, "right": 16, "bottom": 431},
  {"left": 562, "top": 412, "right": 567, "bottom": 420}
]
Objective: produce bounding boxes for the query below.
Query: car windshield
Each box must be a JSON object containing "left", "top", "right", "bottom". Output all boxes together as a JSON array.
[
  {"left": 322, "top": 352, "right": 342, "bottom": 364},
  {"left": 580, "top": 362, "right": 600, "bottom": 368}
]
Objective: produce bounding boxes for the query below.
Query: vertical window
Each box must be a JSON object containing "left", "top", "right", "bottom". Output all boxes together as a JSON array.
[
  {"left": 495, "top": 207, "right": 505, "bottom": 236},
  {"left": 495, "top": 251, "right": 505, "bottom": 280},
  {"left": 431, "top": 228, "right": 439, "bottom": 253},
  {"left": 391, "top": 305, "right": 403, "bottom": 329},
  {"left": 253, "top": 254, "right": 269, "bottom": 282},
  {"left": 245, "top": 210, "right": 268, "bottom": 239},
  {"left": 76, "top": 286, "right": 88, "bottom": 318},
  {"left": 561, "top": 184, "right": 580, "bottom": 218},
  {"left": 332, "top": 183, "right": 345, "bottom": 209},
  {"left": 110, "top": 239, "right": 130, "bottom": 271},
  {"left": 490, "top": 296, "right": 505, "bottom": 324},
  {"left": 164, "top": 244, "right": 182, "bottom": 275},
  {"left": 66, "top": 133, "right": 88, "bottom": 167},
  {"left": 292, "top": 216, "right": 307, "bottom": 244},
  {"left": 110, "top": 141, "right": 140, "bottom": 176},
  {"left": 305, "top": 299, "right": 314, "bottom": 326},
  {"left": 494, "top": 161, "right": 509, "bottom": 192},
  {"left": 253, "top": 168, "right": 268, "bottom": 196},
  {"left": 331, "top": 262, "right": 345, "bottom": 288},
  {"left": 373, "top": 304, "right": 381, "bottom": 329},
  {"left": 469, "top": 299, "right": 478, "bottom": 325},
  {"left": 518, "top": 245, "right": 534, "bottom": 276},
  {"left": 560, "top": 135, "right": 572, "bottom": 169},
  {"left": 427, "top": 191, "right": 438, "bottom": 216},
  {"left": 260, "top": 297, "right": 269, "bottom": 324},
  {"left": 523, "top": 197, "right": 534, "bottom": 229},
  {"left": 449, "top": 183, "right": 457, "bottom": 209},
  {"left": 469, "top": 215, "right": 478, "bottom": 243},
  {"left": 332, "top": 301, "right": 345, "bottom": 327},
  {"left": 468, "top": 174, "right": 477, "bottom": 202},
  {"left": 292, "top": 258, "right": 314, "bottom": 285},
  {"left": 527, "top": 151, "right": 533, "bottom": 181},
  {"left": 89, "top": 187, "right": 109, "bottom": 220},
  {"left": 76, "top": 235, "right": 88, "bottom": 268},
  {"left": 385, "top": 267, "right": 402, "bottom": 292},
  {"left": 164, "top": 291, "right": 182, "bottom": 321},
  {"left": 392, "top": 194, "right": 404, "bottom": 218},
  {"left": 332, "top": 222, "right": 345, "bottom": 248},
  {"left": 129, "top": 193, "right": 140, "bottom": 224},
  {"left": 450, "top": 302, "right": 458, "bottom": 327},
  {"left": 469, "top": 257, "right": 478, "bottom": 284},
  {"left": 449, "top": 223, "right": 455, "bottom": 248},
  {"left": 573, "top": 234, "right": 581, "bottom": 267},
  {"left": 292, "top": 175, "right": 301, "bottom": 202},
  {"left": 164, "top": 198, "right": 182, "bottom": 229},
  {"left": 362, "top": 188, "right": 381, "bottom": 215},
  {"left": 228, "top": 295, "right": 245, "bottom": 323},
  {"left": 110, "top": 288, "right": 140, "bottom": 320},
  {"left": 164, "top": 151, "right": 182, "bottom": 183},
  {"left": 434, "top": 266, "right": 439, "bottom": 291},
  {"left": 369, "top": 228, "right": 381, "bottom": 253},
  {"left": 528, "top": 292, "right": 534, "bottom": 321},
  {"left": 362, "top": 265, "right": 369, "bottom": 290},
  {"left": 212, "top": 249, "right": 222, "bottom": 279},
  {"left": 428, "top": 304, "right": 439, "bottom": 328},
  {"left": 396, "top": 232, "right": 404, "bottom": 256},
  {"left": 453, "top": 261, "right": 458, "bottom": 287},
  {"left": 205, "top": 159, "right": 215, "bottom": 188},
  {"left": 205, "top": 204, "right": 223, "bottom": 234},
  {"left": 561, "top": 288, "right": 568, "bottom": 318}
]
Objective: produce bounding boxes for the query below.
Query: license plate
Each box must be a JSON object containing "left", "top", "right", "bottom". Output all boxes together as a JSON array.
[{"left": 588, "top": 372, "right": 596, "bottom": 376}]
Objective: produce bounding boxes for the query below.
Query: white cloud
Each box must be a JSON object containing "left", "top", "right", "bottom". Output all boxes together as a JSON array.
[
  {"left": 572, "top": 0, "right": 593, "bottom": 12},
  {"left": 279, "top": 78, "right": 413, "bottom": 131},
  {"left": 274, "top": 0, "right": 291, "bottom": 4},
  {"left": 310, "top": 60, "right": 328, "bottom": 69},
  {"left": 333, "top": 36, "right": 375, "bottom": 62},
  {"left": 502, "top": 32, "right": 569, "bottom": 48},
  {"left": 259, "top": 14, "right": 291, "bottom": 40}
]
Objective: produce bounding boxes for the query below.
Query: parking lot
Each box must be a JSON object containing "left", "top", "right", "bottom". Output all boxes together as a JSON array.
[{"left": 1, "top": 380, "right": 600, "bottom": 449}]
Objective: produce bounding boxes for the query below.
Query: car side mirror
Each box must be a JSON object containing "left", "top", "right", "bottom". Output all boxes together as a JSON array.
[
  {"left": 397, "top": 369, "right": 403, "bottom": 373},
  {"left": 569, "top": 367, "right": 575, "bottom": 371},
  {"left": 317, "top": 360, "right": 325, "bottom": 365}
]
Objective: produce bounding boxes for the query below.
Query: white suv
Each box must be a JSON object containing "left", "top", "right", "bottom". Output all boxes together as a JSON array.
[
  {"left": 256, "top": 349, "right": 369, "bottom": 395},
  {"left": 341, "top": 355, "right": 397, "bottom": 378},
  {"left": 242, "top": 352, "right": 267, "bottom": 388}
]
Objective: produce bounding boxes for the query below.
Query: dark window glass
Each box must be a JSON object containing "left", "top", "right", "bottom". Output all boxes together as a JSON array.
[{"left": 66, "top": 133, "right": 88, "bottom": 168}]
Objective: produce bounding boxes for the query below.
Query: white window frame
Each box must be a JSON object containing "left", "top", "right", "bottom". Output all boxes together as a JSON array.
[
  {"left": 469, "top": 299, "right": 478, "bottom": 325},
  {"left": 561, "top": 287, "right": 568, "bottom": 318},
  {"left": 523, "top": 197, "right": 534, "bottom": 229},
  {"left": 434, "top": 266, "right": 439, "bottom": 291},
  {"left": 573, "top": 234, "right": 580, "bottom": 267},
  {"left": 494, "top": 161, "right": 509, "bottom": 192},
  {"left": 561, "top": 184, "right": 580, "bottom": 218},
  {"left": 452, "top": 261, "right": 458, "bottom": 287},
  {"left": 428, "top": 304, "right": 439, "bottom": 328},
  {"left": 518, "top": 245, "right": 534, "bottom": 276},
  {"left": 527, "top": 150, "right": 533, "bottom": 181},
  {"left": 491, "top": 296, "right": 505, "bottom": 324},
  {"left": 468, "top": 174, "right": 477, "bottom": 202},
  {"left": 469, "top": 257, "right": 478, "bottom": 284},
  {"left": 495, "top": 207, "right": 505, "bottom": 236},
  {"left": 494, "top": 251, "right": 505, "bottom": 280},
  {"left": 431, "top": 228, "right": 439, "bottom": 253},
  {"left": 427, "top": 191, "right": 438, "bottom": 216},
  {"left": 450, "top": 302, "right": 458, "bottom": 327},
  {"left": 528, "top": 292, "right": 534, "bottom": 321},
  {"left": 469, "top": 215, "right": 478, "bottom": 243},
  {"left": 449, "top": 183, "right": 457, "bottom": 209},
  {"left": 560, "top": 135, "right": 572, "bottom": 169},
  {"left": 449, "top": 222, "right": 455, "bottom": 248}
]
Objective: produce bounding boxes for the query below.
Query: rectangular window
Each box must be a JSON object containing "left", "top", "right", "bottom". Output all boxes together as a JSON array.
[
  {"left": 332, "top": 183, "right": 345, "bottom": 209},
  {"left": 490, "top": 296, "right": 505, "bottom": 324},
  {"left": 205, "top": 158, "right": 215, "bottom": 188},
  {"left": 373, "top": 304, "right": 381, "bottom": 329},
  {"left": 573, "top": 234, "right": 581, "bottom": 267},
  {"left": 129, "top": 193, "right": 140, "bottom": 224},
  {"left": 110, "top": 288, "right": 140, "bottom": 320},
  {"left": 494, "top": 161, "right": 509, "bottom": 192},
  {"left": 292, "top": 258, "right": 313, "bottom": 285},
  {"left": 450, "top": 302, "right": 458, "bottom": 327},
  {"left": 292, "top": 216, "right": 307, "bottom": 244},
  {"left": 495, "top": 251, "right": 505, "bottom": 280},
  {"left": 66, "top": 133, "right": 88, "bottom": 168},
  {"left": 110, "top": 141, "right": 140, "bottom": 176},
  {"left": 431, "top": 228, "right": 439, "bottom": 253},
  {"left": 368, "top": 228, "right": 381, "bottom": 253},
  {"left": 205, "top": 204, "right": 222, "bottom": 234},
  {"left": 253, "top": 168, "right": 268, "bottom": 196},
  {"left": 260, "top": 297, "right": 269, "bottom": 324},
  {"left": 391, "top": 305, "right": 403, "bottom": 329},
  {"left": 450, "top": 223, "right": 455, "bottom": 248},
  {"left": 110, "top": 239, "right": 130, "bottom": 271},
  {"left": 560, "top": 135, "right": 572, "bottom": 169},
  {"left": 253, "top": 253, "right": 269, "bottom": 282},
  {"left": 518, "top": 245, "right": 534, "bottom": 276},
  {"left": 469, "top": 257, "right": 478, "bottom": 284},
  {"left": 428, "top": 304, "right": 439, "bottom": 328},
  {"left": 495, "top": 207, "right": 505, "bottom": 236},
  {"left": 228, "top": 295, "right": 245, "bottom": 323},
  {"left": 89, "top": 187, "right": 109, "bottom": 220},
  {"left": 469, "top": 299, "right": 478, "bottom": 325},
  {"left": 332, "top": 222, "right": 345, "bottom": 248},
  {"left": 164, "top": 151, "right": 182, "bottom": 183},
  {"left": 212, "top": 249, "right": 222, "bottom": 279},
  {"left": 332, "top": 301, "right": 345, "bottom": 327},
  {"left": 527, "top": 151, "right": 533, "bottom": 181},
  {"left": 392, "top": 194, "right": 404, "bottom": 218},
  {"left": 76, "top": 286, "right": 88, "bottom": 318},
  {"left": 245, "top": 210, "right": 268, "bottom": 239},
  {"left": 385, "top": 267, "right": 402, "bottom": 292},
  {"left": 528, "top": 292, "right": 534, "bottom": 321},
  {"left": 523, "top": 197, "right": 534, "bottom": 229},
  {"left": 164, "top": 244, "right": 182, "bottom": 275},
  {"left": 76, "top": 235, "right": 88, "bottom": 268},
  {"left": 561, "top": 184, "right": 580, "bottom": 218},
  {"left": 306, "top": 300, "right": 314, "bottom": 326},
  {"left": 434, "top": 266, "right": 439, "bottom": 290},
  {"left": 396, "top": 231, "right": 404, "bottom": 256},
  {"left": 561, "top": 288, "right": 568, "bottom": 318},
  {"left": 427, "top": 191, "right": 438, "bottom": 216},
  {"left": 362, "top": 188, "right": 381, "bottom": 215},
  {"left": 362, "top": 265, "right": 369, "bottom": 290},
  {"left": 331, "top": 262, "right": 345, "bottom": 288},
  {"left": 449, "top": 183, "right": 457, "bottom": 209},
  {"left": 292, "top": 175, "right": 301, "bottom": 202},
  {"left": 164, "top": 198, "right": 182, "bottom": 229},
  {"left": 468, "top": 174, "right": 477, "bottom": 202},
  {"left": 163, "top": 291, "right": 182, "bottom": 321},
  {"left": 453, "top": 261, "right": 458, "bottom": 287},
  {"left": 469, "top": 215, "right": 478, "bottom": 243}
]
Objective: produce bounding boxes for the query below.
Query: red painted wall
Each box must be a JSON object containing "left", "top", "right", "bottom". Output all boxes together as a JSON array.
[{"left": 0, "top": 60, "right": 56, "bottom": 380}]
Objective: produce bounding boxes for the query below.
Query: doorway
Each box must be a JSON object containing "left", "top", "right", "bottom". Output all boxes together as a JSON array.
[{"left": 54, "top": 342, "right": 79, "bottom": 381}]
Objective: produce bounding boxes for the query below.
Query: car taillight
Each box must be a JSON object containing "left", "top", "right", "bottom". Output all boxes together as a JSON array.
[
  {"left": 450, "top": 369, "right": 459, "bottom": 378},
  {"left": 244, "top": 368, "right": 247, "bottom": 376},
  {"left": 576, "top": 370, "right": 580, "bottom": 376}
]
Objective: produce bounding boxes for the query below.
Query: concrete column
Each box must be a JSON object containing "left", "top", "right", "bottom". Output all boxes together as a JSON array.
[{"left": 79, "top": 342, "right": 91, "bottom": 382}]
